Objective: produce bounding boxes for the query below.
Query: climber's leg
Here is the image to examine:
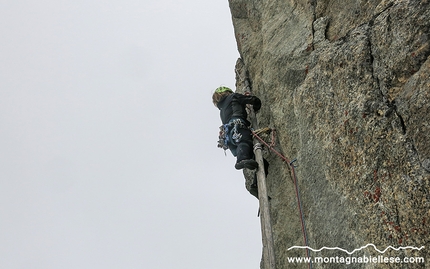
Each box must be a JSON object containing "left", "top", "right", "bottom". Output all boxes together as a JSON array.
[{"left": 234, "top": 128, "right": 258, "bottom": 170}]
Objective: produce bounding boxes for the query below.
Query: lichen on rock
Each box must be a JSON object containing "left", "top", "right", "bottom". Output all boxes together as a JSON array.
[{"left": 229, "top": 0, "right": 430, "bottom": 268}]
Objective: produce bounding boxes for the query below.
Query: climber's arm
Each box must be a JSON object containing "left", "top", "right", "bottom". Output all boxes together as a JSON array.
[{"left": 238, "top": 94, "right": 261, "bottom": 112}]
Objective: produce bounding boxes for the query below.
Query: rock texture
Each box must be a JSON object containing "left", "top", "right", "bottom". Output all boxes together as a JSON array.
[{"left": 228, "top": 0, "right": 430, "bottom": 268}]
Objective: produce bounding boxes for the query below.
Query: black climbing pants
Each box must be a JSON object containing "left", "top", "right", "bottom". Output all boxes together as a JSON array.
[{"left": 229, "top": 127, "right": 254, "bottom": 163}]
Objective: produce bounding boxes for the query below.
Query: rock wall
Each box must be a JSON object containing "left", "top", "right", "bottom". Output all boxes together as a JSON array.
[{"left": 228, "top": 0, "right": 430, "bottom": 268}]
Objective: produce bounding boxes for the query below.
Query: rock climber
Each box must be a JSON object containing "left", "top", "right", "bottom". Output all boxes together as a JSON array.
[{"left": 212, "top": 86, "right": 261, "bottom": 170}]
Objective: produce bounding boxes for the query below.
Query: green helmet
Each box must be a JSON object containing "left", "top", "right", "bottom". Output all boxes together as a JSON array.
[{"left": 215, "top": 86, "right": 232, "bottom": 93}]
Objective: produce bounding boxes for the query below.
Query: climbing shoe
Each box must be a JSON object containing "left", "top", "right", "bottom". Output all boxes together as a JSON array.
[{"left": 235, "top": 159, "right": 258, "bottom": 170}]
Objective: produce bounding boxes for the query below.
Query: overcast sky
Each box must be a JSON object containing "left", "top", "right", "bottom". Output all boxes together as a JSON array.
[{"left": 0, "top": 1, "right": 263, "bottom": 268}]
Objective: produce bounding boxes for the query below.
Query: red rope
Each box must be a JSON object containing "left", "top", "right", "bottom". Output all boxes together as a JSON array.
[
  {"left": 252, "top": 130, "right": 312, "bottom": 269},
  {"left": 252, "top": 130, "right": 290, "bottom": 164}
]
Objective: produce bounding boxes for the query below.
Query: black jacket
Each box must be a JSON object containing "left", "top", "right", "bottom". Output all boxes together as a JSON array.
[{"left": 217, "top": 93, "right": 261, "bottom": 125}]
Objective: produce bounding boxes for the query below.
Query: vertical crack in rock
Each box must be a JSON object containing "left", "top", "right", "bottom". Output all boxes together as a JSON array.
[
  {"left": 392, "top": 102, "right": 407, "bottom": 135},
  {"left": 310, "top": 0, "right": 317, "bottom": 50},
  {"left": 229, "top": 1, "right": 430, "bottom": 267}
]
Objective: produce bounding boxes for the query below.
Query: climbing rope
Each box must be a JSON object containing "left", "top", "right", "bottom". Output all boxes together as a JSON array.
[{"left": 252, "top": 128, "right": 312, "bottom": 269}]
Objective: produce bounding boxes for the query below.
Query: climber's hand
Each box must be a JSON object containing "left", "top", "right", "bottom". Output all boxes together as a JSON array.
[{"left": 253, "top": 97, "right": 261, "bottom": 112}]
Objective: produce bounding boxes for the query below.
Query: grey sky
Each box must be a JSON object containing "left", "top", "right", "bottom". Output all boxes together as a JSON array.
[{"left": 0, "top": 1, "right": 262, "bottom": 268}]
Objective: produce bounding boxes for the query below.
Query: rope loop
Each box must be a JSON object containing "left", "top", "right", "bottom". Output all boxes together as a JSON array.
[{"left": 253, "top": 142, "right": 262, "bottom": 151}]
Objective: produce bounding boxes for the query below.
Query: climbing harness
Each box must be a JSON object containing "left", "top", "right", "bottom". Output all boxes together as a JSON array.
[
  {"left": 252, "top": 128, "right": 312, "bottom": 269},
  {"left": 217, "top": 118, "right": 248, "bottom": 153}
]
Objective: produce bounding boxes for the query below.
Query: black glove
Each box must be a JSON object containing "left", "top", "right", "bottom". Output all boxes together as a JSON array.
[{"left": 252, "top": 97, "right": 261, "bottom": 112}]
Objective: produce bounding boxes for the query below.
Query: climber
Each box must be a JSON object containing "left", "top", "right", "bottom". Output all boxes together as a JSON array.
[{"left": 212, "top": 86, "right": 261, "bottom": 170}]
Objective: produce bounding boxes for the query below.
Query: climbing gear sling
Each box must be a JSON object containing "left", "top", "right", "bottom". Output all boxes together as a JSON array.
[{"left": 217, "top": 118, "right": 248, "bottom": 152}]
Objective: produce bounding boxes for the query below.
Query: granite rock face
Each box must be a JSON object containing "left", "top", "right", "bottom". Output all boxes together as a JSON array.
[{"left": 228, "top": 0, "right": 430, "bottom": 268}]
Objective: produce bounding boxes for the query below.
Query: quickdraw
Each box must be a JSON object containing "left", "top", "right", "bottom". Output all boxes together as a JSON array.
[
  {"left": 217, "top": 125, "right": 229, "bottom": 151},
  {"left": 217, "top": 118, "right": 248, "bottom": 152}
]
